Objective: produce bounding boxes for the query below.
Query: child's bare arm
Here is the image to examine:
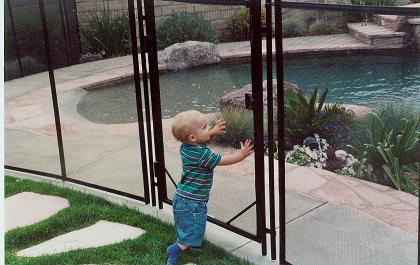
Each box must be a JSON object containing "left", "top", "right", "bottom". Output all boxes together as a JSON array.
[{"left": 219, "top": 139, "right": 253, "bottom": 166}]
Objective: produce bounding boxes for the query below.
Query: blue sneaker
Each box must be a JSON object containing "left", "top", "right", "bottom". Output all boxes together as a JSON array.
[{"left": 167, "top": 243, "right": 181, "bottom": 265}]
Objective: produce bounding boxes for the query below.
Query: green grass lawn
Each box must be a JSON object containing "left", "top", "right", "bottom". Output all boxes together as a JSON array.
[{"left": 5, "top": 176, "right": 254, "bottom": 265}]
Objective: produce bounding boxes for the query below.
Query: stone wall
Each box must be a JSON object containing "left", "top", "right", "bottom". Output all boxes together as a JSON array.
[{"left": 76, "top": 0, "right": 243, "bottom": 41}]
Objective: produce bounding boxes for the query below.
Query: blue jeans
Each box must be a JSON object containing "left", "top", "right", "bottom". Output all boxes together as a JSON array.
[{"left": 172, "top": 193, "right": 208, "bottom": 247}]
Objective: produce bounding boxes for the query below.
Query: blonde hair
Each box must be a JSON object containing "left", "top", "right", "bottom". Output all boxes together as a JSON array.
[{"left": 171, "top": 110, "right": 204, "bottom": 142}]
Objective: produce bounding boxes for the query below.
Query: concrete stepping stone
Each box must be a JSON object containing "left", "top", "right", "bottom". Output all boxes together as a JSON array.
[
  {"left": 5, "top": 192, "right": 69, "bottom": 232},
  {"left": 17, "top": 220, "right": 145, "bottom": 257}
]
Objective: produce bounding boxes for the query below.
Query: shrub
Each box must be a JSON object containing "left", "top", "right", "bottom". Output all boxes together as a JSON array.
[
  {"left": 347, "top": 112, "right": 419, "bottom": 195},
  {"left": 282, "top": 19, "right": 306, "bottom": 38},
  {"left": 156, "top": 12, "right": 218, "bottom": 50},
  {"left": 285, "top": 86, "right": 329, "bottom": 145},
  {"left": 227, "top": 8, "right": 266, "bottom": 41},
  {"left": 5, "top": 56, "right": 46, "bottom": 81},
  {"left": 5, "top": 6, "right": 62, "bottom": 66},
  {"left": 211, "top": 107, "right": 254, "bottom": 147},
  {"left": 314, "top": 104, "right": 357, "bottom": 149},
  {"left": 306, "top": 20, "right": 338, "bottom": 36},
  {"left": 81, "top": 9, "right": 130, "bottom": 57}
]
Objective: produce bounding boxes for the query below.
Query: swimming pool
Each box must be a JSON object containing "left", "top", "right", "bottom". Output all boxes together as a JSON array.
[{"left": 77, "top": 54, "right": 420, "bottom": 124}]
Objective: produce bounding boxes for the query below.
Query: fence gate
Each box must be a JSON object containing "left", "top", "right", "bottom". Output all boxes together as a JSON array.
[{"left": 138, "top": 0, "right": 282, "bottom": 261}]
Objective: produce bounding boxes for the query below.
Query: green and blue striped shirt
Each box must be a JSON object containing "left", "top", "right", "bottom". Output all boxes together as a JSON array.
[{"left": 175, "top": 143, "right": 222, "bottom": 201}]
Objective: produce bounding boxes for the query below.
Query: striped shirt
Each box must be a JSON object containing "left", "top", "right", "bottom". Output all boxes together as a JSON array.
[{"left": 175, "top": 143, "right": 222, "bottom": 201}]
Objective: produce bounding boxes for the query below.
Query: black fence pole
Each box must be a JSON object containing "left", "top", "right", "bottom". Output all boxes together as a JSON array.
[
  {"left": 250, "top": 0, "right": 267, "bottom": 256},
  {"left": 274, "top": 0, "right": 288, "bottom": 264},
  {"left": 265, "top": 0, "right": 277, "bottom": 261},
  {"left": 57, "top": 0, "right": 71, "bottom": 66},
  {"left": 137, "top": 0, "right": 157, "bottom": 207},
  {"left": 127, "top": 0, "right": 150, "bottom": 204},
  {"left": 6, "top": 0, "right": 23, "bottom": 77},
  {"left": 144, "top": 0, "right": 167, "bottom": 209},
  {"left": 38, "top": 0, "right": 67, "bottom": 179}
]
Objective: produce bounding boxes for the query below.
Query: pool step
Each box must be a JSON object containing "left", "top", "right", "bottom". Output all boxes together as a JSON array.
[
  {"left": 373, "top": 15, "right": 407, "bottom": 31},
  {"left": 348, "top": 22, "right": 405, "bottom": 47}
]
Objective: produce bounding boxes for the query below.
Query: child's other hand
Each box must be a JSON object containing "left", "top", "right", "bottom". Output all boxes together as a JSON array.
[
  {"left": 240, "top": 139, "right": 254, "bottom": 157},
  {"left": 212, "top": 118, "right": 226, "bottom": 136}
]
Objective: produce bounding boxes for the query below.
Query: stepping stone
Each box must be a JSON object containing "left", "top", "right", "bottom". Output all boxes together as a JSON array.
[
  {"left": 5, "top": 192, "right": 69, "bottom": 232},
  {"left": 17, "top": 220, "right": 145, "bottom": 257}
]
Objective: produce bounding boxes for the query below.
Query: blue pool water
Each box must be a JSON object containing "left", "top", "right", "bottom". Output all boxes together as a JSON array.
[{"left": 77, "top": 54, "right": 420, "bottom": 123}]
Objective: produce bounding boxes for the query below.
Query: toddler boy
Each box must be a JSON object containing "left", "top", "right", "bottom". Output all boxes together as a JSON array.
[{"left": 167, "top": 110, "right": 253, "bottom": 265}]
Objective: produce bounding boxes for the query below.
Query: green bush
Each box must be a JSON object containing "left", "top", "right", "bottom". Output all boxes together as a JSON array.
[
  {"left": 314, "top": 103, "right": 357, "bottom": 149},
  {"left": 5, "top": 6, "right": 62, "bottom": 66},
  {"left": 211, "top": 107, "right": 254, "bottom": 147},
  {"left": 306, "top": 20, "right": 338, "bottom": 36},
  {"left": 285, "top": 87, "right": 329, "bottom": 145},
  {"left": 282, "top": 16, "right": 341, "bottom": 38},
  {"left": 156, "top": 12, "right": 218, "bottom": 50},
  {"left": 347, "top": 106, "right": 420, "bottom": 195},
  {"left": 282, "top": 19, "right": 306, "bottom": 38},
  {"left": 5, "top": 56, "right": 46, "bottom": 81},
  {"left": 81, "top": 9, "right": 130, "bottom": 57},
  {"left": 284, "top": 86, "right": 357, "bottom": 148},
  {"left": 227, "top": 8, "right": 266, "bottom": 41}
]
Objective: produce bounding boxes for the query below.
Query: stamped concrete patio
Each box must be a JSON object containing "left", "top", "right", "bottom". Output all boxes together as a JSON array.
[{"left": 4, "top": 35, "right": 419, "bottom": 264}]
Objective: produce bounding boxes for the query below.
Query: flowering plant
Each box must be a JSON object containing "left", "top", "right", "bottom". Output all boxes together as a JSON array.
[{"left": 284, "top": 134, "right": 329, "bottom": 168}]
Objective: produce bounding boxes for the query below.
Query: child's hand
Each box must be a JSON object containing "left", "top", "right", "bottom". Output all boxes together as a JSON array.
[
  {"left": 240, "top": 139, "right": 254, "bottom": 157},
  {"left": 211, "top": 118, "right": 226, "bottom": 136}
]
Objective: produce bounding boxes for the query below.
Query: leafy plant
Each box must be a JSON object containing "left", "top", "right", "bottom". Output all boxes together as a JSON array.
[
  {"left": 81, "top": 9, "right": 130, "bottom": 57},
  {"left": 282, "top": 18, "right": 306, "bottom": 38},
  {"left": 306, "top": 20, "right": 338, "bottom": 36},
  {"left": 227, "top": 7, "right": 266, "bottom": 41},
  {"left": 156, "top": 12, "right": 218, "bottom": 50},
  {"left": 5, "top": 6, "right": 63, "bottom": 70},
  {"left": 211, "top": 107, "right": 254, "bottom": 147},
  {"left": 314, "top": 104, "right": 357, "bottom": 149},
  {"left": 347, "top": 113, "right": 419, "bottom": 195},
  {"left": 285, "top": 86, "right": 329, "bottom": 145}
]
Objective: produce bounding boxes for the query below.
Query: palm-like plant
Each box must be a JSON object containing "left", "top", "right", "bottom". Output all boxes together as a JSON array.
[{"left": 285, "top": 86, "right": 328, "bottom": 145}]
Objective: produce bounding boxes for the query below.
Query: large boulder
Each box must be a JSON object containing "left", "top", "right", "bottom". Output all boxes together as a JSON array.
[
  {"left": 218, "top": 80, "right": 303, "bottom": 110},
  {"left": 158, "top": 41, "right": 221, "bottom": 71}
]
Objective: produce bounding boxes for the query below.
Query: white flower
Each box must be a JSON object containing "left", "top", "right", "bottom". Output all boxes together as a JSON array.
[{"left": 309, "top": 163, "right": 315, "bottom": 168}]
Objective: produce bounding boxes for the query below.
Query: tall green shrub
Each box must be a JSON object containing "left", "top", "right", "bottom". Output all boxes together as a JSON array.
[
  {"left": 211, "top": 107, "right": 254, "bottom": 147},
  {"left": 156, "top": 12, "right": 218, "bottom": 50},
  {"left": 5, "top": 5, "right": 62, "bottom": 76},
  {"left": 81, "top": 9, "right": 130, "bottom": 57},
  {"left": 347, "top": 106, "right": 419, "bottom": 195},
  {"left": 227, "top": 8, "right": 266, "bottom": 41}
]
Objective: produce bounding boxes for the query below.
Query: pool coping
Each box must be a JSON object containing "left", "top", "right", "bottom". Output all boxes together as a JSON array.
[{"left": 76, "top": 34, "right": 418, "bottom": 91}]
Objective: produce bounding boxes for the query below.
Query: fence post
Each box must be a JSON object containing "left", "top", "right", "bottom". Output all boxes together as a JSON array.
[
  {"left": 249, "top": 0, "right": 268, "bottom": 257},
  {"left": 274, "top": 1, "right": 287, "bottom": 264},
  {"left": 144, "top": 0, "right": 167, "bottom": 209},
  {"left": 38, "top": 0, "right": 67, "bottom": 180}
]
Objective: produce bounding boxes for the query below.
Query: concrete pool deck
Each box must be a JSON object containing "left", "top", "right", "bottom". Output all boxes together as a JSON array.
[{"left": 4, "top": 35, "right": 419, "bottom": 264}]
